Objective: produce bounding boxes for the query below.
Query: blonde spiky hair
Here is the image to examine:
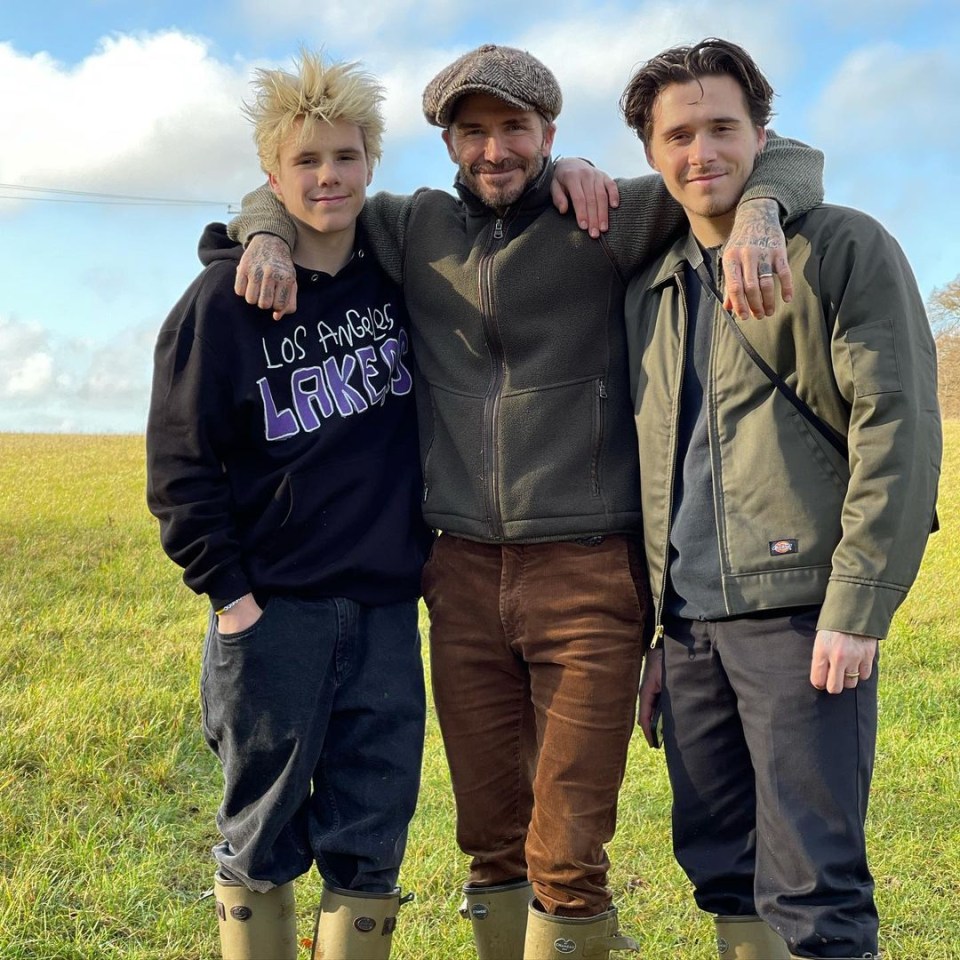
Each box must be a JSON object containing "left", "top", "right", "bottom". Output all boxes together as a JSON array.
[{"left": 243, "top": 49, "right": 386, "bottom": 176}]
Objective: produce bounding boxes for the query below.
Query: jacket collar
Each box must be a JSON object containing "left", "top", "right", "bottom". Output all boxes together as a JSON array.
[{"left": 647, "top": 230, "right": 713, "bottom": 290}]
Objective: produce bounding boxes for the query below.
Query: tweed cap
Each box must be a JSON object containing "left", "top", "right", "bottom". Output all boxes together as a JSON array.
[{"left": 422, "top": 43, "right": 562, "bottom": 127}]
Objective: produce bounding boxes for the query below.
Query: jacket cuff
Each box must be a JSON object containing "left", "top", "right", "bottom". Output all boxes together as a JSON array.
[{"left": 817, "top": 578, "right": 906, "bottom": 640}]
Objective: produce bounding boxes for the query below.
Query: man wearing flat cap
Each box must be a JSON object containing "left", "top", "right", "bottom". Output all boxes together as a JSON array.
[
  {"left": 425, "top": 42, "right": 563, "bottom": 126},
  {"left": 213, "top": 42, "right": 824, "bottom": 958}
]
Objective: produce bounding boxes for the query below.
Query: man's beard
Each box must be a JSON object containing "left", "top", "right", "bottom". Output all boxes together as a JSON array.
[{"left": 460, "top": 153, "right": 546, "bottom": 210}]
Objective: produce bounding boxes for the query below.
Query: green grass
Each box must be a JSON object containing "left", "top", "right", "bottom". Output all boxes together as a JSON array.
[{"left": 0, "top": 427, "right": 957, "bottom": 959}]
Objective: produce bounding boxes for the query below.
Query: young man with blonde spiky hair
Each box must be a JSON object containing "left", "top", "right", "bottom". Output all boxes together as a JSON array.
[{"left": 146, "top": 51, "right": 432, "bottom": 960}]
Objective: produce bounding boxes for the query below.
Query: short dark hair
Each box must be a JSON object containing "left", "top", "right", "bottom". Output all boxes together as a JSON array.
[{"left": 620, "top": 38, "right": 774, "bottom": 145}]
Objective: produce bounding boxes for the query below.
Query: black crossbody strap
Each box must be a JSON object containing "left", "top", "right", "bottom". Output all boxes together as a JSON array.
[{"left": 693, "top": 261, "right": 848, "bottom": 459}]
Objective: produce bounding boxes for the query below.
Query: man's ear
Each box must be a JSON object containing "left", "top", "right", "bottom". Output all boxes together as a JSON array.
[
  {"left": 267, "top": 172, "right": 282, "bottom": 200},
  {"left": 644, "top": 144, "right": 659, "bottom": 172},
  {"left": 757, "top": 126, "right": 768, "bottom": 153},
  {"left": 541, "top": 121, "right": 557, "bottom": 156},
  {"left": 441, "top": 128, "right": 458, "bottom": 164}
]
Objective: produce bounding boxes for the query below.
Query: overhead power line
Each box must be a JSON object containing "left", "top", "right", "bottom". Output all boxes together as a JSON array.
[{"left": 0, "top": 182, "right": 236, "bottom": 208}]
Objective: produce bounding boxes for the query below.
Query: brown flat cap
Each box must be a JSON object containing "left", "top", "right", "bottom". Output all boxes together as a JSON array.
[{"left": 422, "top": 43, "right": 562, "bottom": 127}]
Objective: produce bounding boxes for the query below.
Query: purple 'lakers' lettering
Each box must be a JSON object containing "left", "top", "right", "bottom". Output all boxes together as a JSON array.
[
  {"left": 258, "top": 377, "right": 299, "bottom": 441},
  {"left": 379, "top": 330, "right": 413, "bottom": 396},
  {"left": 356, "top": 345, "right": 387, "bottom": 406},
  {"left": 258, "top": 328, "right": 412, "bottom": 440},
  {"left": 322, "top": 354, "right": 368, "bottom": 416},
  {"left": 292, "top": 367, "right": 335, "bottom": 431}
]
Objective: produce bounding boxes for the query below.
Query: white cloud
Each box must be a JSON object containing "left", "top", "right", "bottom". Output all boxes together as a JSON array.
[
  {"left": 806, "top": 40, "right": 960, "bottom": 296},
  {"left": 804, "top": 0, "right": 931, "bottom": 29},
  {"left": 0, "top": 315, "right": 154, "bottom": 431},
  {"left": 0, "top": 318, "right": 58, "bottom": 398},
  {"left": 76, "top": 322, "right": 156, "bottom": 410},
  {"left": 811, "top": 42, "right": 960, "bottom": 155},
  {"left": 238, "top": 0, "right": 482, "bottom": 44},
  {"left": 7, "top": 352, "right": 55, "bottom": 397},
  {"left": 0, "top": 32, "right": 262, "bottom": 204}
]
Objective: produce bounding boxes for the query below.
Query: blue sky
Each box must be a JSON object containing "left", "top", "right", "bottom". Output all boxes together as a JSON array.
[{"left": 2, "top": 0, "right": 958, "bottom": 432}]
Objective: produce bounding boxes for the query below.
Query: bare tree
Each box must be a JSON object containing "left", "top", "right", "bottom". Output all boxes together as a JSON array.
[{"left": 928, "top": 276, "right": 960, "bottom": 419}]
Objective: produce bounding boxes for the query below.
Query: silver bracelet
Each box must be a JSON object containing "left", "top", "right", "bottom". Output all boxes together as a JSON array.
[{"left": 216, "top": 594, "right": 249, "bottom": 616}]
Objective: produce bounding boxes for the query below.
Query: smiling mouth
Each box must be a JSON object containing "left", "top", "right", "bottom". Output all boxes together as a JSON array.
[{"left": 473, "top": 162, "right": 522, "bottom": 177}]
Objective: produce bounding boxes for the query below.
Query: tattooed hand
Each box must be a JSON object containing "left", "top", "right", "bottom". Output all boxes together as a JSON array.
[
  {"left": 722, "top": 198, "right": 793, "bottom": 319},
  {"left": 235, "top": 234, "right": 298, "bottom": 321}
]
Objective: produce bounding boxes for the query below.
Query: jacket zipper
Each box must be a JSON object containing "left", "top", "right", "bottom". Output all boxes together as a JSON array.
[
  {"left": 478, "top": 216, "right": 508, "bottom": 539},
  {"left": 591, "top": 378, "right": 607, "bottom": 495},
  {"left": 652, "top": 271, "right": 688, "bottom": 647},
  {"left": 710, "top": 251, "right": 731, "bottom": 614}
]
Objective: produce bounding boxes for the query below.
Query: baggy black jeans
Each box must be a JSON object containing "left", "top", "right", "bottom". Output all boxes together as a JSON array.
[
  {"left": 200, "top": 595, "right": 425, "bottom": 893},
  {"left": 661, "top": 608, "right": 879, "bottom": 958}
]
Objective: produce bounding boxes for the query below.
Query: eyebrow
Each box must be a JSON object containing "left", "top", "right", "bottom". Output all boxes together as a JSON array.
[
  {"left": 455, "top": 116, "right": 534, "bottom": 131},
  {"left": 660, "top": 115, "right": 744, "bottom": 137},
  {"left": 289, "top": 146, "right": 362, "bottom": 161}
]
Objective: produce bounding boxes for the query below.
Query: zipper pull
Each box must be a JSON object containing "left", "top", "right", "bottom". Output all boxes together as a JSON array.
[
  {"left": 422, "top": 484, "right": 429, "bottom": 503},
  {"left": 599, "top": 378, "right": 607, "bottom": 399},
  {"left": 493, "top": 218, "right": 503, "bottom": 240},
  {"left": 650, "top": 623, "right": 664, "bottom": 648}
]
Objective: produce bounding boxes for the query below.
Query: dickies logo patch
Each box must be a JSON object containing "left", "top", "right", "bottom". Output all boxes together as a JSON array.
[{"left": 769, "top": 539, "right": 799, "bottom": 556}]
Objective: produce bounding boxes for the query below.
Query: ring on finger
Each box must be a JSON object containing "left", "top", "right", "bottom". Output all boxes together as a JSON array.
[{"left": 844, "top": 671, "right": 860, "bottom": 680}]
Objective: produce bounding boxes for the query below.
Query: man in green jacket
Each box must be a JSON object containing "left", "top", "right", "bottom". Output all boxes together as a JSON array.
[
  {"left": 221, "top": 43, "right": 823, "bottom": 958},
  {"left": 621, "top": 38, "right": 941, "bottom": 960}
]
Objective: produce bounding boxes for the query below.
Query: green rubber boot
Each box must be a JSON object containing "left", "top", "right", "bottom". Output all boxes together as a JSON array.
[
  {"left": 716, "top": 915, "right": 790, "bottom": 959},
  {"left": 459, "top": 879, "right": 532, "bottom": 959},
  {"left": 523, "top": 901, "right": 638, "bottom": 959},
  {"left": 311, "top": 883, "right": 412, "bottom": 959},
  {"left": 213, "top": 872, "right": 297, "bottom": 960}
]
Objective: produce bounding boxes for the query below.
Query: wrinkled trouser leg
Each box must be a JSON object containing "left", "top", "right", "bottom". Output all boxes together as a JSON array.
[
  {"left": 202, "top": 596, "right": 425, "bottom": 893},
  {"left": 662, "top": 609, "right": 879, "bottom": 958},
  {"left": 424, "top": 533, "right": 648, "bottom": 917}
]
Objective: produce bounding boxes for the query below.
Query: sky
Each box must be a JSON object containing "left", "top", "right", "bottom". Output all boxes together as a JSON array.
[{"left": 2, "top": 0, "right": 958, "bottom": 433}]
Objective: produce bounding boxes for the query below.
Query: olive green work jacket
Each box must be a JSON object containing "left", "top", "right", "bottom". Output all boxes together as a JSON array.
[{"left": 625, "top": 204, "right": 942, "bottom": 640}]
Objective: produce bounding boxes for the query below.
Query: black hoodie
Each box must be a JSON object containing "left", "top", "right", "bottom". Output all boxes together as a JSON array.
[{"left": 146, "top": 223, "right": 432, "bottom": 609}]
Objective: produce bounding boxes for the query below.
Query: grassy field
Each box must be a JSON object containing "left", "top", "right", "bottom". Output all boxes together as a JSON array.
[{"left": 0, "top": 426, "right": 957, "bottom": 959}]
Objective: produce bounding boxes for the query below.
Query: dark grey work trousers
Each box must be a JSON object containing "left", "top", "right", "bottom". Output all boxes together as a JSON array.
[
  {"left": 661, "top": 608, "right": 879, "bottom": 959},
  {"left": 200, "top": 595, "right": 425, "bottom": 894}
]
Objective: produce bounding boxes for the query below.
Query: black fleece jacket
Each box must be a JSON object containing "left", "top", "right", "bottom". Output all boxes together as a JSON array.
[{"left": 146, "top": 223, "right": 431, "bottom": 609}]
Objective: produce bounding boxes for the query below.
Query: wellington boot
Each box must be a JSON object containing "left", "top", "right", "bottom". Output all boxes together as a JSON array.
[
  {"left": 523, "top": 902, "right": 638, "bottom": 959},
  {"left": 459, "top": 879, "right": 532, "bottom": 959},
  {"left": 715, "top": 915, "right": 789, "bottom": 959},
  {"left": 311, "top": 883, "right": 411, "bottom": 960},
  {"left": 213, "top": 873, "right": 297, "bottom": 960}
]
